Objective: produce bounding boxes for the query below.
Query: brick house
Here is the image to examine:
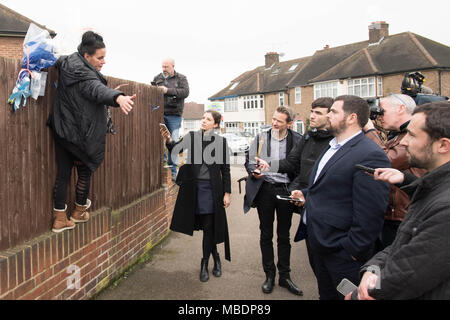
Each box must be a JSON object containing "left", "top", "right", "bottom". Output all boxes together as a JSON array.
[
  {"left": 180, "top": 102, "right": 205, "bottom": 135},
  {"left": 209, "top": 22, "right": 450, "bottom": 134},
  {"left": 0, "top": 3, "right": 56, "bottom": 59}
]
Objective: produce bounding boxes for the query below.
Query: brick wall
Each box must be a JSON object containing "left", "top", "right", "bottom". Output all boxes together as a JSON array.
[
  {"left": 382, "top": 70, "right": 449, "bottom": 97},
  {"left": 263, "top": 93, "right": 280, "bottom": 123},
  {"left": 0, "top": 37, "right": 24, "bottom": 60},
  {"left": 0, "top": 168, "right": 177, "bottom": 300},
  {"left": 441, "top": 70, "right": 450, "bottom": 97},
  {"left": 288, "top": 86, "right": 314, "bottom": 124}
]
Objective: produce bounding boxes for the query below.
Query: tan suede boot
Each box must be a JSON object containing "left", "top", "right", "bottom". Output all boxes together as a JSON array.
[
  {"left": 52, "top": 206, "right": 76, "bottom": 233},
  {"left": 70, "top": 199, "right": 91, "bottom": 223}
]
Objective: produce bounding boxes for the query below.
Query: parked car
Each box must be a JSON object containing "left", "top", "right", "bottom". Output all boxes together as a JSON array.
[
  {"left": 234, "top": 131, "right": 254, "bottom": 145},
  {"left": 220, "top": 133, "right": 250, "bottom": 155}
]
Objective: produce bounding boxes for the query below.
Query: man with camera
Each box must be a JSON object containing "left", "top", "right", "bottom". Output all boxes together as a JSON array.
[
  {"left": 153, "top": 58, "right": 190, "bottom": 180},
  {"left": 350, "top": 101, "right": 450, "bottom": 300},
  {"left": 364, "top": 94, "right": 426, "bottom": 251}
]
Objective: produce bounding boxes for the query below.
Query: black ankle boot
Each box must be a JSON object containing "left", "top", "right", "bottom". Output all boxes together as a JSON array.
[
  {"left": 262, "top": 275, "right": 275, "bottom": 294},
  {"left": 200, "top": 258, "right": 209, "bottom": 282},
  {"left": 212, "top": 253, "right": 222, "bottom": 277}
]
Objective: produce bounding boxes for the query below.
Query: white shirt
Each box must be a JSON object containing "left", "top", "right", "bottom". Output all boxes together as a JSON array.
[{"left": 303, "top": 131, "right": 362, "bottom": 225}]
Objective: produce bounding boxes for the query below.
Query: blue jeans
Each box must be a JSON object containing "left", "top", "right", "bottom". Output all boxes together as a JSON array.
[{"left": 164, "top": 115, "right": 182, "bottom": 176}]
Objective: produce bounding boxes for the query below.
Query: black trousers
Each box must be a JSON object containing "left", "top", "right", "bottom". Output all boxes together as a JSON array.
[
  {"left": 255, "top": 182, "right": 294, "bottom": 279},
  {"left": 306, "top": 239, "right": 362, "bottom": 300},
  {"left": 53, "top": 137, "right": 92, "bottom": 210},
  {"left": 375, "top": 219, "right": 401, "bottom": 253}
]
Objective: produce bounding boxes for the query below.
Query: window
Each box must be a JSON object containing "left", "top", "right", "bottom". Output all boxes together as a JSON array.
[
  {"left": 184, "top": 120, "right": 198, "bottom": 132},
  {"left": 348, "top": 77, "right": 383, "bottom": 98},
  {"left": 243, "top": 95, "right": 264, "bottom": 110},
  {"left": 225, "top": 122, "right": 239, "bottom": 134},
  {"left": 289, "top": 64, "right": 299, "bottom": 72},
  {"left": 229, "top": 82, "right": 239, "bottom": 90},
  {"left": 377, "top": 76, "right": 383, "bottom": 97},
  {"left": 244, "top": 122, "right": 265, "bottom": 136},
  {"left": 314, "top": 81, "right": 338, "bottom": 99},
  {"left": 279, "top": 93, "right": 285, "bottom": 106},
  {"left": 224, "top": 97, "right": 238, "bottom": 112},
  {"left": 293, "top": 120, "right": 305, "bottom": 135},
  {"left": 295, "top": 87, "right": 302, "bottom": 104}
]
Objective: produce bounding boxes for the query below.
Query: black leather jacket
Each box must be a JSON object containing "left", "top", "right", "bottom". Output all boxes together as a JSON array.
[{"left": 153, "top": 71, "right": 189, "bottom": 117}]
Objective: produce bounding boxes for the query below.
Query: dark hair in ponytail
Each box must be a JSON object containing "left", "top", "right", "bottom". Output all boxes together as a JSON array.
[
  {"left": 205, "top": 110, "right": 222, "bottom": 127},
  {"left": 77, "top": 31, "right": 105, "bottom": 56}
]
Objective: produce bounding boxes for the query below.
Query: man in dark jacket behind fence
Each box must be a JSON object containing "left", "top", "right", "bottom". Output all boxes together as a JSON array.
[
  {"left": 153, "top": 58, "right": 189, "bottom": 180},
  {"left": 352, "top": 101, "right": 450, "bottom": 300}
]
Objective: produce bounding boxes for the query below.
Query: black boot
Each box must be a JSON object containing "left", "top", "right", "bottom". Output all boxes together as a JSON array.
[
  {"left": 200, "top": 258, "right": 209, "bottom": 282},
  {"left": 212, "top": 253, "right": 222, "bottom": 277},
  {"left": 261, "top": 275, "right": 275, "bottom": 294},
  {"left": 279, "top": 277, "right": 304, "bottom": 296}
]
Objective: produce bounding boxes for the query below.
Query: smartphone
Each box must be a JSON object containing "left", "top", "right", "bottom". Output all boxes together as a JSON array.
[
  {"left": 251, "top": 168, "right": 261, "bottom": 175},
  {"left": 276, "top": 195, "right": 303, "bottom": 203},
  {"left": 337, "top": 278, "right": 358, "bottom": 297},
  {"left": 159, "top": 123, "right": 169, "bottom": 131},
  {"left": 355, "top": 164, "right": 376, "bottom": 174}
]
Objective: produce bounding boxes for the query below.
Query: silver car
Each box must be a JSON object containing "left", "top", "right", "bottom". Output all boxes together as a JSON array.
[{"left": 221, "top": 133, "right": 250, "bottom": 155}]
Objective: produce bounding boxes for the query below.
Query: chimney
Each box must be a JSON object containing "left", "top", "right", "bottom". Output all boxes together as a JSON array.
[
  {"left": 265, "top": 52, "right": 279, "bottom": 68},
  {"left": 369, "top": 21, "right": 389, "bottom": 44}
]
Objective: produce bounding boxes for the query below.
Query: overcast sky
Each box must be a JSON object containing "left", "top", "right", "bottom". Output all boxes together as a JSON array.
[{"left": 2, "top": 0, "right": 449, "bottom": 105}]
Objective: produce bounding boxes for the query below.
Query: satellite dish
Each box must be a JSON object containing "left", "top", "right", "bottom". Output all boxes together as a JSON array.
[{"left": 279, "top": 52, "right": 285, "bottom": 58}]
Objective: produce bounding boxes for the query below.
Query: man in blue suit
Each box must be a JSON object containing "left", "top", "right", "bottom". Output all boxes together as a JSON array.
[{"left": 291, "top": 95, "right": 390, "bottom": 300}]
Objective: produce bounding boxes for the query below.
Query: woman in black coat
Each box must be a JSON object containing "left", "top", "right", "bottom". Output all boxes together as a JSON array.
[
  {"left": 47, "top": 31, "right": 136, "bottom": 233},
  {"left": 160, "top": 110, "right": 231, "bottom": 282}
]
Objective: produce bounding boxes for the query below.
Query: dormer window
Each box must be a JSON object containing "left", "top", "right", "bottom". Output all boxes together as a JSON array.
[
  {"left": 289, "top": 64, "right": 299, "bottom": 72},
  {"left": 229, "top": 82, "right": 239, "bottom": 90}
]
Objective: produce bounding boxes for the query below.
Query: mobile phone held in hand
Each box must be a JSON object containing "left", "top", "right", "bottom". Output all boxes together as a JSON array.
[
  {"left": 337, "top": 278, "right": 358, "bottom": 297},
  {"left": 159, "top": 123, "right": 169, "bottom": 131},
  {"left": 355, "top": 164, "right": 376, "bottom": 174},
  {"left": 276, "top": 195, "right": 303, "bottom": 203}
]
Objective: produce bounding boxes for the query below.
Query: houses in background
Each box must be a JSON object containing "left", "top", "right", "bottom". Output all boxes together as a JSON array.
[
  {"left": 209, "top": 21, "right": 450, "bottom": 135},
  {"left": 0, "top": 3, "right": 56, "bottom": 59},
  {"left": 180, "top": 102, "right": 205, "bottom": 135}
]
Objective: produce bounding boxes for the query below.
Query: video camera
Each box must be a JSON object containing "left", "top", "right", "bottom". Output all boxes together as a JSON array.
[
  {"left": 366, "top": 97, "right": 383, "bottom": 121},
  {"left": 401, "top": 72, "right": 427, "bottom": 97},
  {"left": 401, "top": 71, "right": 448, "bottom": 105}
]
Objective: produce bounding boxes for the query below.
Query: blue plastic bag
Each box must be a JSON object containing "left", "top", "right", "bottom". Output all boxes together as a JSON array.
[{"left": 8, "top": 23, "right": 58, "bottom": 111}]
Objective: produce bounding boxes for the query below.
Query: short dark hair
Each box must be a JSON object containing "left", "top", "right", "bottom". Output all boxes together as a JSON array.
[
  {"left": 413, "top": 101, "right": 450, "bottom": 141},
  {"left": 205, "top": 110, "right": 222, "bottom": 127},
  {"left": 334, "top": 95, "right": 370, "bottom": 128},
  {"left": 312, "top": 97, "right": 334, "bottom": 111},
  {"left": 78, "top": 31, "right": 105, "bottom": 56},
  {"left": 275, "top": 106, "right": 294, "bottom": 123}
]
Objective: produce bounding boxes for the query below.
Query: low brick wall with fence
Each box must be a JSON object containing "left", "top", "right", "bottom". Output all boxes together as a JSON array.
[{"left": 0, "top": 56, "right": 177, "bottom": 299}]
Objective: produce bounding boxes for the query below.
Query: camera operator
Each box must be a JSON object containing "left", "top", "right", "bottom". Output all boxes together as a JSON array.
[
  {"left": 153, "top": 58, "right": 190, "bottom": 180},
  {"left": 347, "top": 101, "right": 450, "bottom": 300},
  {"left": 364, "top": 94, "right": 426, "bottom": 251}
]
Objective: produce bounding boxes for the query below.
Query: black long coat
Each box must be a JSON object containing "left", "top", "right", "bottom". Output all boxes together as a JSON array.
[
  {"left": 167, "top": 130, "right": 232, "bottom": 261},
  {"left": 47, "top": 53, "right": 124, "bottom": 171}
]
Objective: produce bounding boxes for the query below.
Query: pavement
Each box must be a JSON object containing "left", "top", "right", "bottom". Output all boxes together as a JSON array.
[{"left": 96, "top": 159, "right": 319, "bottom": 300}]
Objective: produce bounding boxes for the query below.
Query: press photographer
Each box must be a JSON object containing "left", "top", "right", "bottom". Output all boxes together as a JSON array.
[{"left": 364, "top": 94, "right": 427, "bottom": 251}]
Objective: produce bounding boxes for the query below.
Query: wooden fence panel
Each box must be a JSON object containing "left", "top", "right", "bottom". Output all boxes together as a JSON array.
[{"left": 0, "top": 57, "right": 164, "bottom": 251}]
